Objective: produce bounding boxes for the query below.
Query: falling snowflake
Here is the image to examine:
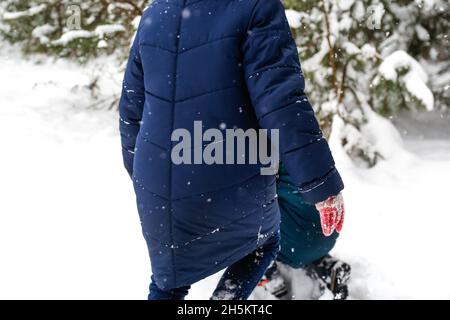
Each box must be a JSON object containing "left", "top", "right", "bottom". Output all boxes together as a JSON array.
[{"left": 182, "top": 8, "right": 191, "bottom": 19}]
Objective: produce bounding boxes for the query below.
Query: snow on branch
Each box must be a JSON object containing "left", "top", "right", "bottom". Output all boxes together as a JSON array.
[
  {"left": 52, "top": 30, "right": 95, "bottom": 46},
  {"left": 94, "top": 25, "right": 126, "bottom": 38},
  {"left": 285, "top": 9, "right": 303, "bottom": 29},
  {"left": 32, "top": 25, "right": 57, "bottom": 44},
  {"left": 2, "top": 4, "right": 47, "bottom": 20},
  {"left": 51, "top": 24, "right": 126, "bottom": 46},
  {"left": 379, "top": 50, "right": 434, "bottom": 111}
]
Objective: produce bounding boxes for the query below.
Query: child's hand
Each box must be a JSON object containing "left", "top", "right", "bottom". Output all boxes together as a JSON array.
[{"left": 315, "top": 193, "right": 345, "bottom": 237}]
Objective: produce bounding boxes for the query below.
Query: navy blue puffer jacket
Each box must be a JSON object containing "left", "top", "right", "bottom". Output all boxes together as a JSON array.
[{"left": 119, "top": 0, "right": 344, "bottom": 290}]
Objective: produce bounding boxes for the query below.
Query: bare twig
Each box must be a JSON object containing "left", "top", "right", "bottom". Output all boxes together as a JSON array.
[
  {"left": 115, "top": 0, "right": 144, "bottom": 16},
  {"left": 319, "top": 0, "right": 338, "bottom": 96}
]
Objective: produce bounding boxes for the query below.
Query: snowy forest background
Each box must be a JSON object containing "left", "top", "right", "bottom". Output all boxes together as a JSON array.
[{"left": 0, "top": 0, "right": 449, "bottom": 299}]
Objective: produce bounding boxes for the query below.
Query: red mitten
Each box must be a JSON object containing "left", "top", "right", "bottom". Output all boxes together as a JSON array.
[{"left": 315, "top": 193, "right": 345, "bottom": 237}]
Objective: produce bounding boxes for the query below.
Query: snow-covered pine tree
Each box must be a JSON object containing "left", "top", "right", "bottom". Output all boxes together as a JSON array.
[
  {"left": 284, "top": 0, "right": 448, "bottom": 166},
  {"left": 371, "top": 0, "right": 449, "bottom": 113},
  {"left": 0, "top": 0, "right": 148, "bottom": 61},
  {"left": 285, "top": 0, "right": 385, "bottom": 165}
]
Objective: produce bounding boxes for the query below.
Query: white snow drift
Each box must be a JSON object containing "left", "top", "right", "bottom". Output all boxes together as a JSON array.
[{"left": 0, "top": 47, "right": 449, "bottom": 300}]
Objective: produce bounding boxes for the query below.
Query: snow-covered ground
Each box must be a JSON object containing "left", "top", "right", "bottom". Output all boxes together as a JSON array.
[{"left": 0, "top": 49, "right": 449, "bottom": 300}]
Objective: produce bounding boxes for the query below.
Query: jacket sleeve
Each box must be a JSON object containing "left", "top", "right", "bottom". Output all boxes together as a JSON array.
[
  {"left": 242, "top": 0, "right": 344, "bottom": 204},
  {"left": 119, "top": 33, "right": 145, "bottom": 178}
]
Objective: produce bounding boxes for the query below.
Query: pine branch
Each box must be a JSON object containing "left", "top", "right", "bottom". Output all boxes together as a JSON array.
[{"left": 338, "top": 53, "right": 359, "bottom": 104}]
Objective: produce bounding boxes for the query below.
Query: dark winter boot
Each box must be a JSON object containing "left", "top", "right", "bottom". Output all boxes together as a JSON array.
[
  {"left": 257, "top": 262, "right": 289, "bottom": 299},
  {"left": 305, "top": 255, "right": 351, "bottom": 300}
]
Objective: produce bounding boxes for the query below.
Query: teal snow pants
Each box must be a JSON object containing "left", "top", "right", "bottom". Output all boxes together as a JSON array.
[{"left": 277, "top": 164, "right": 339, "bottom": 268}]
